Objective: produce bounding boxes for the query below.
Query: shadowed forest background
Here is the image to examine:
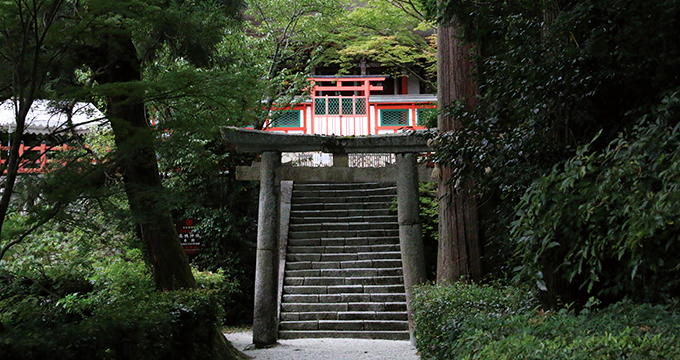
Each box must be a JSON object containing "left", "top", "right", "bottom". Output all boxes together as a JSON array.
[{"left": 1, "top": 0, "right": 680, "bottom": 359}]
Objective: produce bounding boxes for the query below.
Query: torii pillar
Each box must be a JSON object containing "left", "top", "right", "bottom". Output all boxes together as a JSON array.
[
  {"left": 396, "top": 152, "right": 427, "bottom": 343},
  {"left": 252, "top": 151, "right": 281, "bottom": 346}
]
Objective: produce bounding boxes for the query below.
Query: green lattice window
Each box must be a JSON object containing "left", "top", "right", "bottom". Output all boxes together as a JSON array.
[
  {"left": 314, "top": 98, "right": 326, "bottom": 115},
  {"left": 342, "top": 98, "right": 354, "bottom": 115},
  {"left": 271, "top": 111, "right": 301, "bottom": 128},
  {"left": 416, "top": 108, "right": 436, "bottom": 126},
  {"left": 380, "top": 109, "right": 409, "bottom": 126},
  {"left": 328, "top": 98, "right": 340, "bottom": 115},
  {"left": 355, "top": 98, "right": 367, "bottom": 115}
]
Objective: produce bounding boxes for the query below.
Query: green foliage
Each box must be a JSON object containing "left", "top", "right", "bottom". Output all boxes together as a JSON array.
[
  {"left": 192, "top": 265, "right": 246, "bottom": 326},
  {"left": 155, "top": 107, "right": 258, "bottom": 324},
  {"left": 431, "top": 0, "right": 680, "bottom": 302},
  {"left": 511, "top": 93, "right": 680, "bottom": 303},
  {"left": 244, "top": 0, "right": 348, "bottom": 128},
  {"left": 414, "top": 283, "right": 680, "bottom": 360},
  {"left": 0, "top": 247, "right": 236, "bottom": 360},
  {"left": 321, "top": 0, "right": 436, "bottom": 83},
  {"left": 413, "top": 282, "right": 538, "bottom": 359},
  {"left": 419, "top": 182, "right": 438, "bottom": 280}
]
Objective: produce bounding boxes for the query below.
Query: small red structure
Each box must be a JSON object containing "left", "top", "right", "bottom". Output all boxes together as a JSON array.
[
  {"left": 265, "top": 76, "right": 436, "bottom": 135},
  {"left": 0, "top": 143, "right": 71, "bottom": 174}
]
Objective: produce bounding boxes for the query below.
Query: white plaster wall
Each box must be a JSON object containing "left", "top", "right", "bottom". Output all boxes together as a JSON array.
[{"left": 408, "top": 77, "right": 420, "bottom": 94}]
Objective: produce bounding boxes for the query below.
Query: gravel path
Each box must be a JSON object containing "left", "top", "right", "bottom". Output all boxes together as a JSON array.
[{"left": 225, "top": 331, "right": 421, "bottom": 360}]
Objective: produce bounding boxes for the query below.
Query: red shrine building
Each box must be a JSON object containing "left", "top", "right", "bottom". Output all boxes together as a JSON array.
[{"left": 264, "top": 75, "right": 436, "bottom": 135}]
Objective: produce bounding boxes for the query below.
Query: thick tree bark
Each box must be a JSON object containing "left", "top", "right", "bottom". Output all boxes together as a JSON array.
[
  {"left": 93, "top": 35, "right": 247, "bottom": 360},
  {"left": 436, "top": 20, "right": 482, "bottom": 284},
  {"left": 97, "top": 37, "right": 196, "bottom": 290}
]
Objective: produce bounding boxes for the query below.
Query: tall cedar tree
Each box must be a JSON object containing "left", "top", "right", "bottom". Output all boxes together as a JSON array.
[{"left": 436, "top": 12, "right": 482, "bottom": 283}]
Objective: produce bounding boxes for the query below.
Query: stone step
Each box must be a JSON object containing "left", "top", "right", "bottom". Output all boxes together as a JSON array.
[
  {"left": 279, "top": 320, "right": 409, "bottom": 331},
  {"left": 284, "top": 276, "right": 404, "bottom": 286},
  {"left": 287, "top": 244, "right": 400, "bottom": 254},
  {"left": 283, "top": 284, "right": 405, "bottom": 295},
  {"left": 285, "top": 267, "right": 403, "bottom": 278},
  {"left": 288, "top": 236, "right": 399, "bottom": 247},
  {"left": 293, "top": 186, "right": 396, "bottom": 198},
  {"left": 289, "top": 215, "right": 396, "bottom": 224},
  {"left": 285, "top": 258, "right": 403, "bottom": 270},
  {"left": 286, "top": 252, "right": 402, "bottom": 262},
  {"left": 278, "top": 182, "right": 407, "bottom": 340},
  {"left": 292, "top": 194, "right": 397, "bottom": 205},
  {"left": 289, "top": 222, "right": 398, "bottom": 232},
  {"left": 289, "top": 229, "right": 399, "bottom": 240},
  {"left": 282, "top": 293, "right": 406, "bottom": 303},
  {"left": 291, "top": 209, "right": 395, "bottom": 218},
  {"left": 281, "top": 311, "right": 408, "bottom": 321},
  {"left": 279, "top": 330, "right": 409, "bottom": 340},
  {"left": 281, "top": 302, "right": 407, "bottom": 313},
  {"left": 292, "top": 201, "right": 392, "bottom": 211}
]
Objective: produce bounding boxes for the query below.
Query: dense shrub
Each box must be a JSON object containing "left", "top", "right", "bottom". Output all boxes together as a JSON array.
[
  {"left": 512, "top": 93, "right": 680, "bottom": 304},
  {"left": 414, "top": 283, "right": 680, "bottom": 360},
  {"left": 0, "top": 249, "right": 239, "bottom": 360},
  {"left": 413, "top": 282, "right": 538, "bottom": 359}
]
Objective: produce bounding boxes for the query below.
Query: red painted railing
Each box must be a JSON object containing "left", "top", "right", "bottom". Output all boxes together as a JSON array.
[{"left": 0, "top": 143, "right": 70, "bottom": 174}]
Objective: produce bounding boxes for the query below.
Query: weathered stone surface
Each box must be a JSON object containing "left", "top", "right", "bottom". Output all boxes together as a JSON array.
[
  {"left": 364, "top": 285, "right": 405, "bottom": 293},
  {"left": 348, "top": 302, "right": 387, "bottom": 312},
  {"left": 326, "top": 285, "right": 363, "bottom": 294},
  {"left": 280, "top": 321, "right": 319, "bottom": 330},
  {"left": 252, "top": 151, "right": 281, "bottom": 347},
  {"left": 222, "top": 126, "right": 431, "bottom": 153},
  {"left": 284, "top": 277, "right": 305, "bottom": 286},
  {"left": 283, "top": 286, "right": 328, "bottom": 294},
  {"left": 283, "top": 294, "right": 319, "bottom": 303},
  {"left": 281, "top": 303, "right": 349, "bottom": 312},
  {"left": 364, "top": 320, "right": 409, "bottom": 331},
  {"left": 358, "top": 251, "right": 401, "bottom": 260},
  {"left": 298, "top": 312, "right": 339, "bottom": 320},
  {"left": 318, "top": 294, "right": 343, "bottom": 303},
  {"left": 303, "top": 277, "right": 345, "bottom": 286},
  {"left": 310, "top": 261, "right": 342, "bottom": 269},
  {"left": 340, "top": 260, "right": 373, "bottom": 268},
  {"left": 285, "top": 269, "right": 321, "bottom": 277},
  {"left": 236, "top": 162, "right": 434, "bottom": 183},
  {"left": 278, "top": 330, "right": 410, "bottom": 340},
  {"left": 372, "top": 259, "right": 402, "bottom": 268},
  {"left": 277, "top": 182, "right": 410, "bottom": 340},
  {"left": 320, "top": 268, "right": 378, "bottom": 277},
  {"left": 375, "top": 311, "right": 409, "bottom": 321}
]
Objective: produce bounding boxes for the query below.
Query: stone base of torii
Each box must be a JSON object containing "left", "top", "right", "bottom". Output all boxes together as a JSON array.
[{"left": 221, "top": 127, "right": 432, "bottom": 347}]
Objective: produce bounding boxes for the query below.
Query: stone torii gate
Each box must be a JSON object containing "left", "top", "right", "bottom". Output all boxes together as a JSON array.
[{"left": 221, "top": 127, "right": 430, "bottom": 347}]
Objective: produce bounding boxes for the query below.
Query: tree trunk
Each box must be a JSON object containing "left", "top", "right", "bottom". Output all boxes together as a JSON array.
[
  {"left": 436, "top": 19, "right": 482, "bottom": 284},
  {"left": 94, "top": 35, "right": 247, "bottom": 360},
  {"left": 0, "top": 104, "right": 29, "bottom": 253},
  {"left": 98, "top": 36, "right": 196, "bottom": 290}
]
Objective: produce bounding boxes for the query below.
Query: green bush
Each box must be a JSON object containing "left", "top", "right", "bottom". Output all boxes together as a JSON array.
[
  {"left": 192, "top": 267, "right": 241, "bottom": 325},
  {"left": 414, "top": 283, "right": 680, "bottom": 360},
  {"left": 0, "top": 249, "right": 234, "bottom": 360},
  {"left": 413, "top": 282, "right": 537, "bottom": 359},
  {"left": 511, "top": 93, "right": 680, "bottom": 303}
]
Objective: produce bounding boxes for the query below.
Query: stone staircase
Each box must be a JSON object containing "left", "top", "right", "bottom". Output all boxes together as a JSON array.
[{"left": 278, "top": 182, "right": 409, "bottom": 340}]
